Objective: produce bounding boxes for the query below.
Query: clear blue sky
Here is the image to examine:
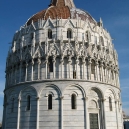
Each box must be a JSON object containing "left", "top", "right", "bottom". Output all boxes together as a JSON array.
[{"left": 0, "top": 0, "right": 129, "bottom": 121}]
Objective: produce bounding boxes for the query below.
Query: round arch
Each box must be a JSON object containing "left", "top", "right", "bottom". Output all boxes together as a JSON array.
[
  {"left": 19, "top": 86, "right": 38, "bottom": 98},
  {"left": 104, "top": 88, "right": 117, "bottom": 100},
  {"left": 62, "top": 83, "right": 86, "bottom": 97},
  {"left": 39, "top": 84, "right": 62, "bottom": 98},
  {"left": 87, "top": 87, "right": 104, "bottom": 99}
]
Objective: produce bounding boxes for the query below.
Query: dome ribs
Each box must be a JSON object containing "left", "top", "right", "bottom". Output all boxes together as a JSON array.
[
  {"left": 44, "top": 6, "right": 70, "bottom": 20},
  {"left": 27, "top": 10, "right": 46, "bottom": 26},
  {"left": 26, "top": 0, "right": 95, "bottom": 26}
]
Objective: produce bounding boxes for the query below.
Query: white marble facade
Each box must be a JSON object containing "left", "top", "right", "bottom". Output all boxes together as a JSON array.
[{"left": 2, "top": 0, "right": 123, "bottom": 129}]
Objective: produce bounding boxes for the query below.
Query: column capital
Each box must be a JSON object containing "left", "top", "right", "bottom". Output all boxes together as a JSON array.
[
  {"left": 52, "top": 56, "right": 56, "bottom": 63},
  {"left": 76, "top": 58, "right": 79, "bottom": 64},
  {"left": 36, "top": 97, "right": 40, "bottom": 100},
  {"left": 68, "top": 57, "right": 72, "bottom": 64},
  {"left": 31, "top": 59, "right": 34, "bottom": 66},
  {"left": 99, "top": 98, "right": 106, "bottom": 102},
  {"left": 25, "top": 62, "right": 28, "bottom": 67},
  {"left": 60, "top": 58, "right": 64, "bottom": 63},
  {"left": 37, "top": 58, "right": 41, "bottom": 65},
  {"left": 84, "top": 96, "right": 88, "bottom": 101},
  {"left": 60, "top": 96, "right": 64, "bottom": 100}
]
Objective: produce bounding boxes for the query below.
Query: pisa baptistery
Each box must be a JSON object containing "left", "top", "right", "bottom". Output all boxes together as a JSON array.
[{"left": 2, "top": 0, "right": 123, "bottom": 129}]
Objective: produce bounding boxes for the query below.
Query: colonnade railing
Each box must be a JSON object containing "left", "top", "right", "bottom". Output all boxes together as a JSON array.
[{"left": 5, "top": 56, "right": 120, "bottom": 88}]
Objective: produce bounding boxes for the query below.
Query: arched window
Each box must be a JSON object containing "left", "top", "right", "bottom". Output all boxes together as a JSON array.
[
  {"left": 98, "top": 61, "right": 101, "bottom": 81},
  {"left": 86, "top": 31, "right": 91, "bottom": 42},
  {"left": 100, "top": 36, "right": 104, "bottom": 46},
  {"left": 30, "top": 33, "right": 34, "bottom": 40},
  {"left": 71, "top": 94, "right": 76, "bottom": 109},
  {"left": 27, "top": 95, "right": 31, "bottom": 111},
  {"left": 48, "top": 58, "right": 53, "bottom": 72},
  {"left": 73, "top": 70, "right": 76, "bottom": 79},
  {"left": 48, "top": 94, "right": 52, "bottom": 109},
  {"left": 67, "top": 29, "right": 72, "bottom": 39},
  {"left": 109, "top": 97, "right": 112, "bottom": 111},
  {"left": 111, "top": 71, "right": 114, "bottom": 80},
  {"left": 91, "top": 60, "right": 95, "bottom": 75},
  {"left": 11, "top": 98, "right": 14, "bottom": 112},
  {"left": 48, "top": 29, "right": 52, "bottom": 39}
]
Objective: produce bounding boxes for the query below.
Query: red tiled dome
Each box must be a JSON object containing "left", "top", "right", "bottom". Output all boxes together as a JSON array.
[{"left": 26, "top": 0, "right": 96, "bottom": 26}]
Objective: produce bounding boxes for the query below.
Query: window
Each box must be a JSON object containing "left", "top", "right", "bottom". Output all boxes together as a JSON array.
[
  {"left": 86, "top": 31, "right": 91, "bottom": 42},
  {"left": 48, "top": 29, "right": 52, "bottom": 39},
  {"left": 48, "top": 58, "right": 53, "bottom": 72},
  {"left": 111, "top": 71, "right": 114, "bottom": 80},
  {"left": 91, "top": 60, "right": 95, "bottom": 75},
  {"left": 109, "top": 97, "right": 112, "bottom": 111},
  {"left": 71, "top": 94, "right": 76, "bottom": 109},
  {"left": 73, "top": 70, "right": 76, "bottom": 79},
  {"left": 31, "top": 33, "right": 34, "bottom": 40},
  {"left": 48, "top": 94, "right": 52, "bottom": 109},
  {"left": 100, "top": 36, "right": 104, "bottom": 46},
  {"left": 11, "top": 98, "right": 14, "bottom": 112},
  {"left": 94, "top": 36, "right": 97, "bottom": 44},
  {"left": 67, "top": 29, "right": 72, "bottom": 39},
  {"left": 27, "top": 95, "right": 31, "bottom": 111}
]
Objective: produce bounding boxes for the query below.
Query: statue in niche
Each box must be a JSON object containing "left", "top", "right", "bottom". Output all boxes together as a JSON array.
[{"left": 49, "top": 43, "right": 56, "bottom": 56}]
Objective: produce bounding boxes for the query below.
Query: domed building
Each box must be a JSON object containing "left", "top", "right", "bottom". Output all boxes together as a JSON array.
[{"left": 2, "top": 0, "right": 123, "bottom": 129}]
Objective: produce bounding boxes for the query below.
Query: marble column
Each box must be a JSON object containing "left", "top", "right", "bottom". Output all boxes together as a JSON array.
[
  {"left": 38, "top": 58, "right": 41, "bottom": 80},
  {"left": 76, "top": 58, "right": 79, "bottom": 79},
  {"left": 115, "top": 100, "right": 119, "bottom": 129},
  {"left": 25, "top": 62, "right": 28, "bottom": 81},
  {"left": 53, "top": 56, "right": 56, "bottom": 79},
  {"left": 14, "top": 66, "right": 16, "bottom": 84},
  {"left": 15, "top": 65, "right": 19, "bottom": 84},
  {"left": 31, "top": 59, "right": 34, "bottom": 81},
  {"left": 68, "top": 57, "right": 71, "bottom": 79},
  {"left": 95, "top": 61, "right": 98, "bottom": 81},
  {"left": 19, "top": 61, "right": 22, "bottom": 83},
  {"left": 87, "top": 59, "right": 92, "bottom": 80},
  {"left": 60, "top": 96, "right": 64, "bottom": 129},
  {"left": 100, "top": 62, "right": 103, "bottom": 82},
  {"left": 107, "top": 66, "right": 109, "bottom": 83},
  {"left": 82, "top": 58, "right": 85, "bottom": 79},
  {"left": 17, "top": 97, "right": 21, "bottom": 129},
  {"left": 60, "top": 58, "right": 64, "bottom": 79},
  {"left": 84, "top": 97, "right": 88, "bottom": 129},
  {"left": 45, "top": 58, "right": 48, "bottom": 79},
  {"left": 103, "top": 98, "right": 107, "bottom": 129},
  {"left": 36, "top": 97, "right": 39, "bottom": 129}
]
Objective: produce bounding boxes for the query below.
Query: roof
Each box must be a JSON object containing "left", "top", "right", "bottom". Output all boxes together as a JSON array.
[{"left": 26, "top": 0, "right": 96, "bottom": 26}]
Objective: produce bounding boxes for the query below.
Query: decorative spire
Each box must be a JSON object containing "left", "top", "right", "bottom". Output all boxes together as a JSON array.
[{"left": 50, "top": 0, "right": 75, "bottom": 8}]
